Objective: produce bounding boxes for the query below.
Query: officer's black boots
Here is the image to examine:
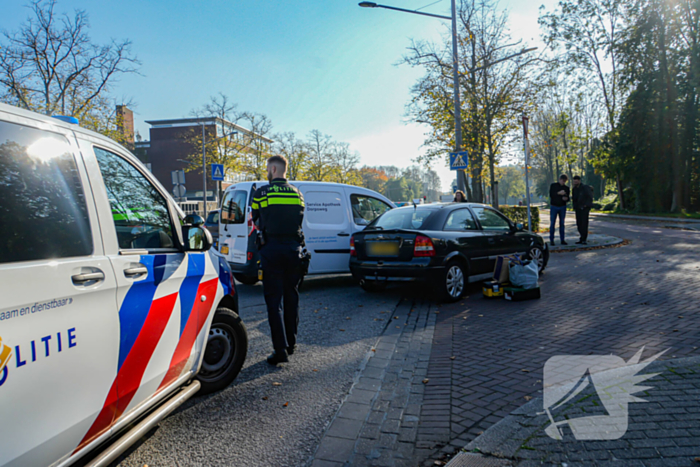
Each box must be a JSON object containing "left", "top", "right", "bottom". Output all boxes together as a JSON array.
[
  {"left": 266, "top": 349, "right": 289, "bottom": 365},
  {"left": 287, "top": 345, "right": 296, "bottom": 356}
]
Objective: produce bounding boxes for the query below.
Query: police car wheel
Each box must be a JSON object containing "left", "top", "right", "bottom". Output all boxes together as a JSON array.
[
  {"left": 197, "top": 308, "right": 248, "bottom": 395},
  {"left": 234, "top": 273, "right": 259, "bottom": 286}
]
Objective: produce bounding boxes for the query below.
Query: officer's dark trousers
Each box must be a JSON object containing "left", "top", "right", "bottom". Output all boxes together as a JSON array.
[
  {"left": 260, "top": 240, "right": 302, "bottom": 351},
  {"left": 575, "top": 207, "right": 590, "bottom": 242}
]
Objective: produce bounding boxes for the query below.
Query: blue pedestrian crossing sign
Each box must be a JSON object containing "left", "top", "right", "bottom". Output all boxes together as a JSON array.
[
  {"left": 449, "top": 151, "right": 469, "bottom": 170},
  {"left": 211, "top": 164, "right": 225, "bottom": 181}
]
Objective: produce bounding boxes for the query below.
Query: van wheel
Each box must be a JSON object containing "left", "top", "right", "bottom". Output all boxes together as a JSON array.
[
  {"left": 197, "top": 308, "right": 248, "bottom": 395},
  {"left": 234, "top": 273, "right": 259, "bottom": 286},
  {"left": 437, "top": 260, "right": 466, "bottom": 302},
  {"left": 360, "top": 279, "right": 387, "bottom": 293}
]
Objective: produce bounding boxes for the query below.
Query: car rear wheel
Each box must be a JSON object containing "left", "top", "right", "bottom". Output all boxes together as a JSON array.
[
  {"left": 234, "top": 273, "right": 259, "bottom": 286},
  {"left": 360, "top": 279, "right": 387, "bottom": 293},
  {"left": 438, "top": 261, "right": 466, "bottom": 302},
  {"left": 527, "top": 246, "right": 546, "bottom": 273},
  {"left": 197, "top": 307, "right": 248, "bottom": 395}
]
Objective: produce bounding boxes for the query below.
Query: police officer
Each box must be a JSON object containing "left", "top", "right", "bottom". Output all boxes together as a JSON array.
[{"left": 251, "top": 155, "right": 305, "bottom": 365}]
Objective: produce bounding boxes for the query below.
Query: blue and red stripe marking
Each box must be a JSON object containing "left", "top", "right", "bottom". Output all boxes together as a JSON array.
[{"left": 76, "top": 254, "right": 184, "bottom": 450}]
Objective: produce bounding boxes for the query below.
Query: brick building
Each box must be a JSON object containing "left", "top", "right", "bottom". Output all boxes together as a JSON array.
[{"left": 132, "top": 116, "right": 272, "bottom": 202}]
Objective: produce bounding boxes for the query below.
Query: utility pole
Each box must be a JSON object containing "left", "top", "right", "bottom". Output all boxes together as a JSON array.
[
  {"left": 202, "top": 123, "right": 207, "bottom": 220},
  {"left": 522, "top": 112, "right": 532, "bottom": 231},
  {"left": 450, "top": 0, "right": 468, "bottom": 195}
]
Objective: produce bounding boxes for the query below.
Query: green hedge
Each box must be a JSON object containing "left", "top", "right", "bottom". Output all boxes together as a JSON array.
[{"left": 499, "top": 205, "right": 540, "bottom": 232}]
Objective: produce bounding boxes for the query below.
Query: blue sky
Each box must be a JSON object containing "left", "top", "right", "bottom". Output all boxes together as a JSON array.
[{"left": 3, "top": 0, "right": 556, "bottom": 189}]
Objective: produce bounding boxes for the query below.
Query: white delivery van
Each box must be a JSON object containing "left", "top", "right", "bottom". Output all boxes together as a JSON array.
[{"left": 219, "top": 181, "right": 395, "bottom": 284}]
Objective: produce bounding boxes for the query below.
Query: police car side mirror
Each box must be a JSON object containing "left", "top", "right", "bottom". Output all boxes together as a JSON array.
[
  {"left": 183, "top": 225, "right": 212, "bottom": 251},
  {"left": 516, "top": 223, "right": 524, "bottom": 231},
  {"left": 184, "top": 214, "right": 205, "bottom": 226}
]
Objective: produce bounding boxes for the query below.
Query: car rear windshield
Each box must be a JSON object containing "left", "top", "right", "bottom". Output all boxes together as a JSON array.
[{"left": 372, "top": 208, "right": 434, "bottom": 230}]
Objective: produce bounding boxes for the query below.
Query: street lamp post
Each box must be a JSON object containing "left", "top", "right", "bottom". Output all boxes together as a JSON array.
[{"left": 359, "top": 1, "right": 467, "bottom": 194}]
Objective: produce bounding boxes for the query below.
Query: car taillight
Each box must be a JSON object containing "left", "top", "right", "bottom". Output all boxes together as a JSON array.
[
  {"left": 414, "top": 235, "right": 435, "bottom": 257},
  {"left": 247, "top": 211, "right": 256, "bottom": 236},
  {"left": 350, "top": 236, "right": 356, "bottom": 256}
]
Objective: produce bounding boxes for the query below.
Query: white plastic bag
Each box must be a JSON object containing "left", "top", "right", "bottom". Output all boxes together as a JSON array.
[{"left": 509, "top": 259, "right": 539, "bottom": 289}]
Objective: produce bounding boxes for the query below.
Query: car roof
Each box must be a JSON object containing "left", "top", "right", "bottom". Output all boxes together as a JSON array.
[
  {"left": 390, "top": 202, "right": 492, "bottom": 211},
  {"left": 0, "top": 102, "right": 132, "bottom": 149}
]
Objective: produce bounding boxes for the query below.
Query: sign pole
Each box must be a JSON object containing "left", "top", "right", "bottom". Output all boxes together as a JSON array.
[{"left": 522, "top": 112, "right": 532, "bottom": 232}]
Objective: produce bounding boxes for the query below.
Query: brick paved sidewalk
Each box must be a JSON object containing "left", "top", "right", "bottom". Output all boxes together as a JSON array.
[
  {"left": 450, "top": 355, "right": 700, "bottom": 467},
  {"left": 308, "top": 299, "right": 437, "bottom": 467},
  {"left": 416, "top": 219, "right": 700, "bottom": 466}
]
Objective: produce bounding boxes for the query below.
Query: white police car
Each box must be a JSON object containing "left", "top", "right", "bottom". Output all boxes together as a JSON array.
[{"left": 0, "top": 103, "right": 248, "bottom": 467}]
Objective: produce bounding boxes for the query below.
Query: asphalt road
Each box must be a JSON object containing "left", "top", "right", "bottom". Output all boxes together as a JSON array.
[{"left": 114, "top": 275, "right": 406, "bottom": 467}]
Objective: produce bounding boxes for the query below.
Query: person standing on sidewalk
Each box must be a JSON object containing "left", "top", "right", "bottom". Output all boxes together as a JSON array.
[
  {"left": 572, "top": 175, "right": 593, "bottom": 245},
  {"left": 549, "top": 175, "right": 570, "bottom": 245},
  {"left": 252, "top": 155, "right": 305, "bottom": 365}
]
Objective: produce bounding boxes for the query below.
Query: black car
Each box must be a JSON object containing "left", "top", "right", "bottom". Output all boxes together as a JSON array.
[{"left": 349, "top": 202, "right": 549, "bottom": 301}]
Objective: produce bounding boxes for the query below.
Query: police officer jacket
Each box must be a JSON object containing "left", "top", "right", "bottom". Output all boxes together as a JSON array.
[{"left": 251, "top": 178, "right": 305, "bottom": 242}]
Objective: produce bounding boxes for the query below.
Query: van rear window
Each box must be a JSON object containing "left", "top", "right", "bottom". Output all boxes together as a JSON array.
[
  {"left": 0, "top": 120, "right": 92, "bottom": 263},
  {"left": 221, "top": 190, "right": 247, "bottom": 224}
]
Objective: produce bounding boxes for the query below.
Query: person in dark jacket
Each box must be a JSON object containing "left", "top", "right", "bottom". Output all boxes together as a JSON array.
[
  {"left": 252, "top": 155, "right": 305, "bottom": 365},
  {"left": 572, "top": 175, "right": 593, "bottom": 245},
  {"left": 549, "top": 175, "right": 570, "bottom": 245},
  {"left": 453, "top": 190, "right": 467, "bottom": 202}
]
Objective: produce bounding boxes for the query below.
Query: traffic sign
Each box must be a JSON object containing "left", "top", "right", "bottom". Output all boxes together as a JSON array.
[
  {"left": 173, "top": 184, "right": 186, "bottom": 198},
  {"left": 171, "top": 169, "right": 185, "bottom": 185},
  {"left": 449, "top": 151, "right": 469, "bottom": 170},
  {"left": 211, "top": 164, "right": 225, "bottom": 181}
]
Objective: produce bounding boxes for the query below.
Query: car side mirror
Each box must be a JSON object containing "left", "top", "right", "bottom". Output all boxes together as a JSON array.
[
  {"left": 356, "top": 218, "right": 369, "bottom": 226},
  {"left": 184, "top": 214, "right": 205, "bottom": 226},
  {"left": 516, "top": 222, "right": 524, "bottom": 231},
  {"left": 183, "top": 225, "right": 212, "bottom": 251}
]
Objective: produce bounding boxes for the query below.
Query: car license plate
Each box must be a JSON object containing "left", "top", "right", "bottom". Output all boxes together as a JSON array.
[
  {"left": 367, "top": 241, "right": 399, "bottom": 257},
  {"left": 220, "top": 245, "right": 229, "bottom": 255}
]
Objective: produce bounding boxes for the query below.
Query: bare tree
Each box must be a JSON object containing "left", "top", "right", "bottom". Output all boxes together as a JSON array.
[
  {"left": 305, "top": 129, "right": 335, "bottom": 181},
  {"left": 0, "top": 0, "right": 139, "bottom": 120}
]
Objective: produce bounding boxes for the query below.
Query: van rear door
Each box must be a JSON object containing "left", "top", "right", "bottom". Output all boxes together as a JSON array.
[
  {"left": 220, "top": 187, "right": 251, "bottom": 264},
  {"left": 297, "top": 185, "right": 352, "bottom": 274}
]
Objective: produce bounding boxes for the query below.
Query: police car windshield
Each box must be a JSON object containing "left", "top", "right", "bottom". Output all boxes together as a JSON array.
[{"left": 371, "top": 207, "right": 433, "bottom": 231}]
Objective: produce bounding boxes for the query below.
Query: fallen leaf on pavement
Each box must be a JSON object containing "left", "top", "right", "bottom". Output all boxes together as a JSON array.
[
  {"left": 422, "top": 378, "right": 429, "bottom": 384},
  {"left": 371, "top": 348, "right": 376, "bottom": 352},
  {"left": 435, "top": 311, "right": 440, "bottom": 314},
  {"left": 450, "top": 356, "right": 456, "bottom": 360},
  {"left": 272, "top": 382, "right": 282, "bottom": 386},
  {"left": 374, "top": 318, "right": 384, "bottom": 321},
  {"left": 521, "top": 369, "right": 530, "bottom": 373},
  {"left": 262, "top": 396, "right": 268, "bottom": 400},
  {"left": 313, "top": 369, "right": 319, "bottom": 372},
  {"left": 394, "top": 316, "right": 399, "bottom": 319},
  {"left": 346, "top": 317, "right": 351, "bottom": 320},
  {"left": 524, "top": 396, "right": 533, "bottom": 401},
  {"left": 283, "top": 402, "right": 289, "bottom": 407},
  {"left": 339, "top": 329, "right": 345, "bottom": 331}
]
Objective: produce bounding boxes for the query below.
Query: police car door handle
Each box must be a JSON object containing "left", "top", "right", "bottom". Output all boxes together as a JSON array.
[
  {"left": 71, "top": 271, "right": 105, "bottom": 284},
  {"left": 124, "top": 266, "right": 148, "bottom": 278}
]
